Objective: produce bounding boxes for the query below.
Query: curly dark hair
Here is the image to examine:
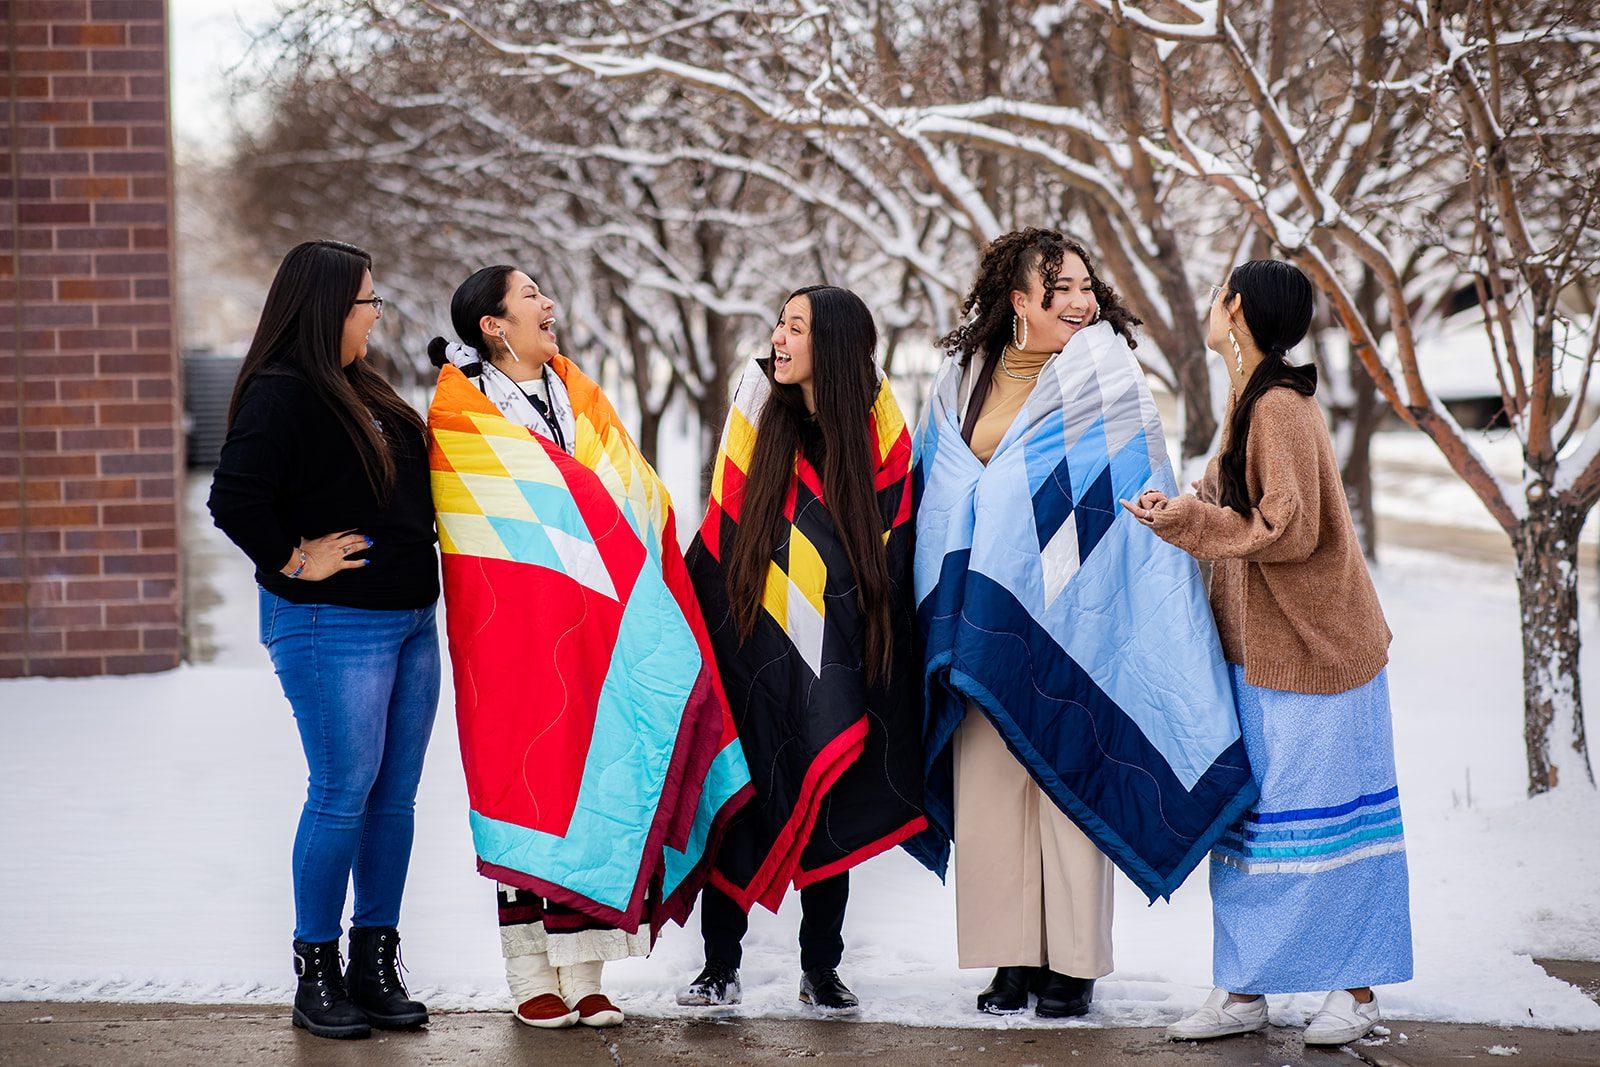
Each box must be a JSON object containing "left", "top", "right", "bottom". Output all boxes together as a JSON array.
[
  {"left": 940, "top": 228, "right": 1142, "bottom": 444},
  {"left": 940, "top": 228, "right": 1142, "bottom": 364}
]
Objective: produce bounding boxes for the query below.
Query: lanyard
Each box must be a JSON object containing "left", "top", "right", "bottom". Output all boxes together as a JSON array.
[{"left": 525, "top": 371, "right": 568, "bottom": 453}]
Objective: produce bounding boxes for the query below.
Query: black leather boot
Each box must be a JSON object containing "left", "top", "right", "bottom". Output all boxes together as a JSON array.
[
  {"left": 976, "top": 966, "right": 1034, "bottom": 1014},
  {"left": 346, "top": 926, "right": 429, "bottom": 1029},
  {"left": 1035, "top": 971, "right": 1095, "bottom": 1018},
  {"left": 292, "top": 939, "right": 370, "bottom": 1039},
  {"left": 799, "top": 968, "right": 860, "bottom": 1015}
]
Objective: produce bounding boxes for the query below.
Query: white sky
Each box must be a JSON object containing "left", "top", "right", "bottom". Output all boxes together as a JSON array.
[{"left": 169, "top": 0, "right": 279, "bottom": 162}]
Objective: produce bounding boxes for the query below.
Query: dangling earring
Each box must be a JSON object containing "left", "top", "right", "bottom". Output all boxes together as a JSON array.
[
  {"left": 499, "top": 329, "right": 521, "bottom": 363},
  {"left": 1228, "top": 329, "right": 1243, "bottom": 375},
  {"left": 1012, "top": 313, "right": 1029, "bottom": 350}
]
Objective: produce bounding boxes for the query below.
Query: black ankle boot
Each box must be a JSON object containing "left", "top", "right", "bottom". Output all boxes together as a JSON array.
[
  {"left": 1035, "top": 971, "right": 1095, "bottom": 1019},
  {"left": 346, "top": 926, "right": 429, "bottom": 1029},
  {"left": 977, "top": 966, "right": 1034, "bottom": 1014},
  {"left": 799, "top": 968, "right": 860, "bottom": 1015},
  {"left": 292, "top": 939, "right": 370, "bottom": 1039}
]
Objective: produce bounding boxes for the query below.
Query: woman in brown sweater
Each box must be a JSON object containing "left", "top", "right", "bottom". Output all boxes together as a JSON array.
[{"left": 1124, "top": 260, "right": 1413, "bottom": 1047}]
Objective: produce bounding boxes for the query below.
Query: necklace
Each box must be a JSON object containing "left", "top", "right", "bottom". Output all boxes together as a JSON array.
[{"left": 999, "top": 348, "right": 1043, "bottom": 383}]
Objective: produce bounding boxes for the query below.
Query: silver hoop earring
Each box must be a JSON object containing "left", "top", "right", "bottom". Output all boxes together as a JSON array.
[
  {"left": 1013, "top": 314, "right": 1029, "bottom": 350},
  {"left": 1090, "top": 306, "right": 1101, "bottom": 325},
  {"left": 1228, "top": 329, "right": 1243, "bottom": 375}
]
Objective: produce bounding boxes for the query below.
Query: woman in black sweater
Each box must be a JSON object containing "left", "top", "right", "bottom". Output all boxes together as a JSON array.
[{"left": 208, "top": 240, "right": 439, "bottom": 1041}]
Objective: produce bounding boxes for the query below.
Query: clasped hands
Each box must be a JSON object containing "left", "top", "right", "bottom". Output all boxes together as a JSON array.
[{"left": 1120, "top": 481, "right": 1202, "bottom": 525}]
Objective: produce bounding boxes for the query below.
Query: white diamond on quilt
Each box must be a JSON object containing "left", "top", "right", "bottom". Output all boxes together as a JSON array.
[
  {"left": 1040, "top": 512, "right": 1081, "bottom": 609},
  {"left": 785, "top": 578, "right": 826, "bottom": 678},
  {"left": 544, "top": 525, "right": 618, "bottom": 601}
]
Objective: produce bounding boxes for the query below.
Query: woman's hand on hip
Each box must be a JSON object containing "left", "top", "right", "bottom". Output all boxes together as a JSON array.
[{"left": 281, "top": 530, "right": 372, "bottom": 581}]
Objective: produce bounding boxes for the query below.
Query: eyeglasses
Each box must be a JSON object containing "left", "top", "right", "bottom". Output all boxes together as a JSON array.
[
  {"left": 1208, "top": 285, "right": 1226, "bottom": 303},
  {"left": 353, "top": 296, "right": 385, "bottom": 315}
]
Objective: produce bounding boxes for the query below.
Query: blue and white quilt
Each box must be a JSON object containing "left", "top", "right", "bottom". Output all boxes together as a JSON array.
[{"left": 908, "top": 321, "right": 1258, "bottom": 901}]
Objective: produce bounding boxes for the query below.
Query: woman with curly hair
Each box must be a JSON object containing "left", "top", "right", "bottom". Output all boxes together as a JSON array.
[{"left": 910, "top": 229, "right": 1257, "bottom": 1019}]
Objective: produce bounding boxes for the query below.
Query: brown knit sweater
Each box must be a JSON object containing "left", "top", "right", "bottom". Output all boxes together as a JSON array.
[{"left": 1147, "top": 387, "right": 1390, "bottom": 695}]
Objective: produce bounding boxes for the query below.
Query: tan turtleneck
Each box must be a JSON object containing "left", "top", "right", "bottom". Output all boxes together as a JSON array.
[{"left": 967, "top": 345, "right": 1053, "bottom": 464}]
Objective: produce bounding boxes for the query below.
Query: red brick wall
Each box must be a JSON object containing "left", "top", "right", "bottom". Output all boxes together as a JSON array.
[{"left": 2, "top": 0, "right": 183, "bottom": 677}]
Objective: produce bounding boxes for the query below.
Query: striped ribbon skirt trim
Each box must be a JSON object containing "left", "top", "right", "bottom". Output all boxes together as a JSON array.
[{"left": 1212, "top": 785, "right": 1405, "bottom": 875}]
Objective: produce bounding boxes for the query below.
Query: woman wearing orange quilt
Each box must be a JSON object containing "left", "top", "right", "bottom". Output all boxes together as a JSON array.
[{"left": 426, "top": 266, "right": 751, "bottom": 1031}]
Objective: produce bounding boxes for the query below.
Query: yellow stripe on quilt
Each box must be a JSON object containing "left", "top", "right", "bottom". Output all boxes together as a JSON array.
[
  {"left": 431, "top": 470, "right": 485, "bottom": 518},
  {"left": 787, "top": 526, "right": 828, "bottom": 617},
  {"left": 602, "top": 431, "right": 634, "bottom": 489},
  {"left": 724, "top": 405, "right": 758, "bottom": 474},
  {"left": 432, "top": 428, "right": 512, "bottom": 482},
  {"left": 479, "top": 429, "right": 565, "bottom": 487},
  {"left": 603, "top": 435, "right": 644, "bottom": 515},
  {"left": 762, "top": 561, "right": 789, "bottom": 630},
  {"left": 470, "top": 410, "right": 544, "bottom": 442},
  {"left": 456, "top": 471, "right": 539, "bottom": 524},
  {"left": 710, "top": 447, "right": 730, "bottom": 508},
  {"left": 570, "top": 407, "right": 672, "bottom": 549},
  {"left": 573, "top": 414, "right": 600, "bottom": 465},
  {"left": 872, "top": 380, "right": 905, "bottom": 460},
  {"left": 436, "top": 512, "right": 512, "bottom": 561},
  {"left": 437, "top": 520, "right": 460, "bottom": 556},
  {"left": 587, "top": 447, "right": 625, "bottom": 508},
  {"left": 606, "top": 426, "right": 671, "bottom": 546}
]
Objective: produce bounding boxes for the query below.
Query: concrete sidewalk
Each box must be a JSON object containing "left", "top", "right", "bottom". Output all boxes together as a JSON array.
[{"left": 5, "top": 1001, "right": 1598, "bottom": 1067}]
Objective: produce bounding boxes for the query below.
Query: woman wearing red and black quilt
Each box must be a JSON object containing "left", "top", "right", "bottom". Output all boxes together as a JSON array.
[{"left": 677, "top": 285, "right": 926, "bottom": 1015}]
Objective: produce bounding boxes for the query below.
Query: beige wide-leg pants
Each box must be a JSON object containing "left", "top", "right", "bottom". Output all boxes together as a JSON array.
[{"left": 953, "top": 708, "right": 1114, "bottom": 977}]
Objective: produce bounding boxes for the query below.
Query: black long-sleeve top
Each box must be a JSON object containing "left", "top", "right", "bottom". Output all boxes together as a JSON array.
[{"left": 207, "top": 368, "right": 439, "bottom": 610}]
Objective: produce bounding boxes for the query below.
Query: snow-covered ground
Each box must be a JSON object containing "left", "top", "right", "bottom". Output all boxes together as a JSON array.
[
  {"left": 1372, "top": 427, "right": 1600, "bottom": 543},
  {"left": 2, "top": 478, "right": 1598, "bottom": 1033}
]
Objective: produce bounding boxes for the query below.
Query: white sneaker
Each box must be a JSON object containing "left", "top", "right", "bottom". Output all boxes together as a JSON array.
[
  {"left": 1166, "top": 988, "right": 1268, "bottom": 1040},
  {"left": 1304, "top": 989, "right": 1380, "bottom": 1045}
]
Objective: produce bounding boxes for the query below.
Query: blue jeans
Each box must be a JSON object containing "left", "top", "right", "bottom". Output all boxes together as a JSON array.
[{"left": 259, "top": 589, "right": 441, "bottom": 943}]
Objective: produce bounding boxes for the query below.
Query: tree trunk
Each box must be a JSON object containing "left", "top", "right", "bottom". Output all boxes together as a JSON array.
[
  {"left": 1333, "top": 265, "right": 1385, "bottom": 560},
  {"left": 1171, "top": 326, "right": 1217, "bottom": 463},
  {"left": 696, "top": 308, "right": 738, "bottom": 503},
  {"left": 1514, "top": 499, "right": 1594, "bottom": 794},
  {"left": 976, "top": 0, "right": 1004, "bottom": 219},
  {"left": 1336, "top": 360, "right": 1382, "bottom": 560},
  {"left": 635, "top": 403, "right": 662, "bottom": 469}
]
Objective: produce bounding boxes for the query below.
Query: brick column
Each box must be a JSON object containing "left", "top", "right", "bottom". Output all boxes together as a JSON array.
[{"left": 2, "top": 0, "right": 183, "bottom": 677}]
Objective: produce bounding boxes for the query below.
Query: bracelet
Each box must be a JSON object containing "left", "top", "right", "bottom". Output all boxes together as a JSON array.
[{"left": 288, "top": 550, "right": 308, "bottom": 579}]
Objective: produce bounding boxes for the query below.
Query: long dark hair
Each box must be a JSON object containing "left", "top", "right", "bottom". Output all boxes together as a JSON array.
[
  {"left": 725, "top": 285, "right": 895, "bottom": 685},
  {"left": 227, "top": 239, "right": 424, "bottom": 499},
  {"left": 1217, "top": 259, "right": 1319, "bottom": 516},
  {"left": 426, "top": 265, "right": 519, "bottom": 369},
  {"left": 940, "top": 228, "right": 1142, "bottom": 444}
]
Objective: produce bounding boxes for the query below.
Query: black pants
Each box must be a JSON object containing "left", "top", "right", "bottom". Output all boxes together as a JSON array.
[{"left": 701, "top": 873, "right": 849, "bottom": 972}]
